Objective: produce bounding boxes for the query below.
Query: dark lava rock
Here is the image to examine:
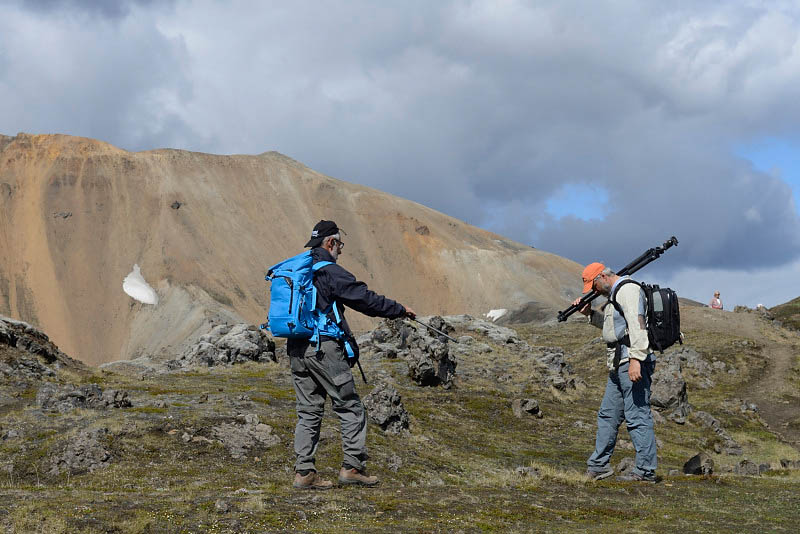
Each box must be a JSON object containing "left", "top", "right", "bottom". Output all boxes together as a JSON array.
[
  {"left": 650, "top": 352, "right": 689, "bottom": 423},
  {"left": 362, "top": 318, "right": 457, "bottom": 388},
  {"left": 734, "top": 459, "right": 760, "bottom": 476},
  {"left": 616, "top": 457, "right": 635, "bottom": 475},
  {"left": 406, "top": 342, "right": 456, "bottom": 388},
  {"left": 691, "top": 410, "right": 742, "bottom": 456},
  {"left": 49, "top": 428, "right": 112, "bottom": 476},
  {"left": 683, "top": 452, "right": 714, "bottom": 475},
  {"left": 211, "top": 415, "right": 280, "bottom": 459},
  {"left": 512, "top": 398, "right": 543, "bottom": 419},
  {"left": 363, "top": 382, "right": 409, "bottom": 434},
  {"left": 36, "top": 383, "right": 131, "bottom": 413},
  {"left": 0, "top": 315, "right": 83, "bottom": 370},
  {"left": 170, "top": 324, "right": 276, "bottom": 368}
]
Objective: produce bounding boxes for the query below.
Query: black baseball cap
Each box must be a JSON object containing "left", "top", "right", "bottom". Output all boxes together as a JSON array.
[{"left": 304, "top": 220, "right": 340, "bottom": 248}]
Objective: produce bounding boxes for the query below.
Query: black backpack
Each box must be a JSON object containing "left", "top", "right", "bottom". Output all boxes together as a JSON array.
[{"left": 610, "top": 279, "right": 682, "bottom": 353}]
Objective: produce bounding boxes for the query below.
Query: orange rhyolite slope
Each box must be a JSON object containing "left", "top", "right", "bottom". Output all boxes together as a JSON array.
[{"left": 0, "top": 133, "right": 582, "bottom": 364}]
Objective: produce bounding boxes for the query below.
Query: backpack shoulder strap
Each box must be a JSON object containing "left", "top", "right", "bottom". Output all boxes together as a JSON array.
[
  {"left": 609, "top": 279, "right": 640, "bottom": 322},
  {"left": 311, "top": 261, "right": 334, "bottom": 272}
]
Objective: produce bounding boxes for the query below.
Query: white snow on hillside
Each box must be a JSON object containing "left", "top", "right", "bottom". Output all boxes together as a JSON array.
[
  {"left": 486, "top": 309, "right": 508, "bottom": 322},
  {"left": 123, "top": 264, "right": 159, "bottom": 305}
]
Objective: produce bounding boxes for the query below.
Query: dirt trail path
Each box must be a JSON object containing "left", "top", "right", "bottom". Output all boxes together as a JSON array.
[
  {"left": 686, "top": 307, "right": 800, "bottom": 449},
  {"left": 743, "top": 326, "right": 800, "bottom": 449}
]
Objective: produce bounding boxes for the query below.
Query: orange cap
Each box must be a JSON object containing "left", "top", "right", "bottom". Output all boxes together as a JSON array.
[{"left": 581, "top": 262, "right": 605, "bottom": 293}]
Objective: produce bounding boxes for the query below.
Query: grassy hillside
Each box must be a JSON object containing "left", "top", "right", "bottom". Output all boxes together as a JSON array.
[
  {"left": 1, "top": 307, "right": 799, "bottom": 533},
  {"left": 771, "top": 296, "right": 800, "bottom": 331}
]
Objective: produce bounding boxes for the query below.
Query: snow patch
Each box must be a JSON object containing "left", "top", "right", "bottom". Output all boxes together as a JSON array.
[
  {"left": 123, "top": 264, "right": 159, "bottom": 305},
  {"left": 485, "top": 309, "right": 508, "bottom": 322}
]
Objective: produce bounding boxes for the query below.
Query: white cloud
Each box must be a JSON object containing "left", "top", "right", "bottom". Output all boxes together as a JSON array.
[{"left": 3, "top": 1, "right": 800, "bottom": 294}]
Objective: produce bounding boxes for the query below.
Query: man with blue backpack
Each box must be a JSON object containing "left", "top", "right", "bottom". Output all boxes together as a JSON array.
[{"left": 266, "top": 220, "right": 415, "bottom": 490}]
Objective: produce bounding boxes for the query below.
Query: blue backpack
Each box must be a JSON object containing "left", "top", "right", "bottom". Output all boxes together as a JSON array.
[{"left": 262, "top": 251, "right": 356, "bottom": 359}]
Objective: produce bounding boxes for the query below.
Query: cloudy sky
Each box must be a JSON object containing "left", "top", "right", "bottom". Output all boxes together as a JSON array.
[{"left": 3, "top": 0, "right": 800, "bottom": 307}]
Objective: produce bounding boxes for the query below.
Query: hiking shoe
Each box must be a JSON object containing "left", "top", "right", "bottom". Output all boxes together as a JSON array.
[
  {"left": 338, "top": 467, "right": 379, "bottom": 487},
  {"left": 586, "top": 467, "right": 615, "bottom": 480},
  {"left": 293, "top": 471, "right": 334, "bottom": 490},
  {"left": 615, "top": 472, "right": 657, "bottom": 483}
]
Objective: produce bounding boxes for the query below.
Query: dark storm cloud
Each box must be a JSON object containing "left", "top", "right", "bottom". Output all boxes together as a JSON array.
[{"left": 2, "top": 0, "right": 800, "bottom": 282}]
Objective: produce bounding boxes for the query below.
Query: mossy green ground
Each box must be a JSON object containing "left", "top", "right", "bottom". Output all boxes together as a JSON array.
[
  {"left": 1, "top": 307, "right": 799, "bottom": 533},
  {"left": 771, "top": 296, "right": 800, "bottom": 331}
]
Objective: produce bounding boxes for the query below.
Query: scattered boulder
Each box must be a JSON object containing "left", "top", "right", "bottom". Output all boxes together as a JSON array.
[
  {"left": 531, "top": 347, "right": 582, "bottom": 391},
  {"left": 512, "top": 398, "right": 543, "bottom": 419},
  {"left": 616, "top": 457, "right": 635, "bottom": 475},
  {"left": 49, "top": 428, "right": 112, "bottom": 476},
  {"left": 0, "top": 355, "right": 55, "bottom": 382},
  {"left": 734, "top": 305, "right": 776, "bottom": 322},
  {"left": 692, "top": 410, "right": 742, "bottom": 455},
  {"left": 427, "top": 316, "right": 456, "bottom": 343},
  {"left": 363, "top": 382, "right": 409, "bottom": 434},
  {"left": 2, "top": 428, "right": 20, "bottom": 440},
  {"left": 387, "top": 453, "right": 403, "bottom": 472},
  {"left": 170, "top": 324, "right": 276, "bottom": 368},
  {"left": 431, "top": 315, "right": 520, "bottom": 345},
  {"left": 515, "top": 466, "right": 541, "bottom": 478},
  {"left": 780, "top": 459, "right": 799, "bottom": 469},
  {"left": 406, "top": 341, "right": 456, "bottom": 388},
  {"left": 36, "top": 383, "right": 131, "bottom": 413},
  {"left": 211, "top": 415, "right": 280, "bottom": 459},
  {"left": 683, "top": 452, "right": 714, "bottom": 475},
  {"left": 573, "top": 420, "right": 591, "bottom": 430},
  {"left": 668, "top": 347, "right": 715, "bottom": 389},
  {"left": 362, "top": 318, "right": 457, "bottom": 388},
  {"left": 650, "top": 352, "right": 689, "bottom": 423},
  {"left": 734, "top": 459, "right": 760, "bottom": 476},
  {"left": 0, "top": 315, "right": 83, "bottom": 371},
  {"left": 359, "top": 316, "right": 579, "bottom": 393},
  {"left": 214, "top": 499, "right": 230, "bottom": 514}
]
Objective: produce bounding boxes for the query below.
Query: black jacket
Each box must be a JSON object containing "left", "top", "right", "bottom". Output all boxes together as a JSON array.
[{"left": 288, "top": 247, "right": 406, "bottom": 355}]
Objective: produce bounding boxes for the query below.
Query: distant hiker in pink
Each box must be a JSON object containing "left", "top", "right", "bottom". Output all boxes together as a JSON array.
[{"left": 709, "top": 291, "right": 723, "bottom": 310}]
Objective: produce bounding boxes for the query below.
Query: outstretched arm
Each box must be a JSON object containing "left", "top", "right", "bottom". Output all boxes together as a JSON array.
[{"left": 323, "top": 265, "right": 407, "bottom": 318}]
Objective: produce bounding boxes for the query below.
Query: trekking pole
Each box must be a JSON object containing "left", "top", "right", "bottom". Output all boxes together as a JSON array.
[
  {"left": 557, "top": 236, "right": 678, "bottom": 322},
  {"left": 356, "top": 360, "right": 368, "bottom": 384},
  {"left": 410, "top": 317, "right": 460, "bottom": 343}
]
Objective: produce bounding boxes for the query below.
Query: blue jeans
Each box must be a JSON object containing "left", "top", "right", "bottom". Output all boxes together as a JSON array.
[{"left": 587, "top": 356, "right": 657, "bottom": 477}]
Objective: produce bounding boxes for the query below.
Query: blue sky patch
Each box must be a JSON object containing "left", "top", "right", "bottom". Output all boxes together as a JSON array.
[
  {"left": 737, "top": 137, "right": 800, "bottom": 210},
  {"left": 545, "top": 183, "right": 610, "bottom": 221}
]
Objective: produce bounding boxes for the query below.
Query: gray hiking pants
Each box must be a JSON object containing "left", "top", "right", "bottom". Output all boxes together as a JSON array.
[{"left": 290, "top": 339, "right": 368, "bottom": 472}]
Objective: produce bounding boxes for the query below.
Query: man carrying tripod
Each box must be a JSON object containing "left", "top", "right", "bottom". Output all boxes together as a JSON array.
[{"left": 573, "top": 262, "right": 658, "bottom": 483}]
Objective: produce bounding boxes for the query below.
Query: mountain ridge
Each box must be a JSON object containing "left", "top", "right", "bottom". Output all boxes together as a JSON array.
[{"left": 0, "top": 132, "right": 582, "bottom": 364}]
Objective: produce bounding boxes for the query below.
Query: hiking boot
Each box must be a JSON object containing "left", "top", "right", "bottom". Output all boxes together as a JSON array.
[
  {"left": 338, "top": 467, "right": 379, "bottom": 487},
  {"left": 293, "top": 471, "right": 334, "bottom": 490},
  {"left": 586, "top": 467, "right": 615, "bottom": 480},
  {"left": 615, "top": 472, "right": 657, "bottom": 483}
]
